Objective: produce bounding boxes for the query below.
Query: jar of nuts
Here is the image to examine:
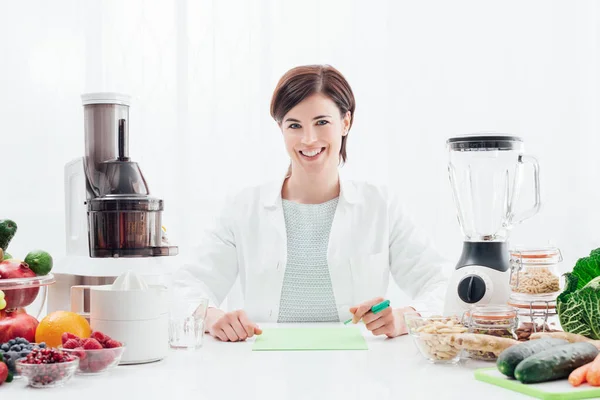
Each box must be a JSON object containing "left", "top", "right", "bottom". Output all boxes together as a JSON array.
[
  {"left": 509, "top": 246, "right": 563, "bottom": 301},
  {"left": 462, "top": 305, "right": 518, "bottom": 361}
]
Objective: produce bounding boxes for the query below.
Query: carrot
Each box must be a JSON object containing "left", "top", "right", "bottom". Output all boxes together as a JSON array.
[
  {"left": 570, "top": 363, "right": 592, "bottom": 387},
  {"left": 586, "top": 353, "right": 600, "bottom": 386}
]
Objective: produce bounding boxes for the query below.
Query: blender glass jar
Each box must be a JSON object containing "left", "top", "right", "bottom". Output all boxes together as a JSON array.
[{"left": 509, "top": 247, "right": 563, "bottom": 301}]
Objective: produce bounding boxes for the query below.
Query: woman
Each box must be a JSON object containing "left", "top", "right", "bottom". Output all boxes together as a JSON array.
[{"left": 173, "top": 65, "right": 449, "bottom": 342}]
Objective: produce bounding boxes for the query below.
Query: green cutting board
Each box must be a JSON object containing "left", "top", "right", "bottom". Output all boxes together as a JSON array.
[
  {"left": 252, "top": 327, "right": 368, "bottom": 351},
  {"left": 475, "top": 368, "right": 600, "bottom": 400}
]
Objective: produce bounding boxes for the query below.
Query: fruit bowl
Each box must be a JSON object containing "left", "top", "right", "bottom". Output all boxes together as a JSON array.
[
  {"left": 62, "top": 346, "right": 125, "bottom": 375},
  {"left": 0, "top": 273, "right": 55, "bottom": 319},
  {"left": 16, "top": 351, "right": 78, "bottom": 388},
  {"left": 404, "top": 311, "right": 467, "bottom": 365}
]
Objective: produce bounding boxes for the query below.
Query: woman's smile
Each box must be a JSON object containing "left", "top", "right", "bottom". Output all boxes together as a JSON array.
[{"left": 299, "top": 146, "right": 326, "bottom": 160}]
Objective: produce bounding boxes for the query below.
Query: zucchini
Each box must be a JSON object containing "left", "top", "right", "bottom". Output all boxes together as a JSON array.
[
  {"left": 514, "top": 342, "right": 599, "bottom": 384},
  {"left": 497, "top": 338, "right": 568, "bottom": 378}
]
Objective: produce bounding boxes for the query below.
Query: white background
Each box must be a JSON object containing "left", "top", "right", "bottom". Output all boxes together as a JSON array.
[{"left": 1, "top": 0, "right": 599, "bottom": 307}]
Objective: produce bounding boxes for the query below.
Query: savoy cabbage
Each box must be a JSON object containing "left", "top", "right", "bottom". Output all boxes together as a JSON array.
[{"left": 557, "top": 248, "right": 600, "bottom": 339}]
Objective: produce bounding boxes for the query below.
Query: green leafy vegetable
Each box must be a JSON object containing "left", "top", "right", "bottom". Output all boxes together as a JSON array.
[{"left": 557, "top": 248, "right": 600, "bottom": 339}]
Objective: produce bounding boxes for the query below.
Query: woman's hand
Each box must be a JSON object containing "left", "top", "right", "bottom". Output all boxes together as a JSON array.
[
  {"left": 349, "top": 297, "right": 413, "bottom": 338},
  {"left": 206, "top": 308, "right": 262, "bottom": 342}
]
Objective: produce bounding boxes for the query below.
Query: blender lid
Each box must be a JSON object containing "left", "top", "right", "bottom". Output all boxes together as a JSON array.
[
  {"left": 88, "top": 196, "right": 163, "bottom": 211},
  {"left": 81, "top": 92, "right": 131, "bottom": 106},
  {"left": 447, "top": 134, "right": 523, "bottom": 151}
]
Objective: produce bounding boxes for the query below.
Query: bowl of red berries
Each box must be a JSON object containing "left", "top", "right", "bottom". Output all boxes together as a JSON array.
[
  {"left": 60, "top": 331, "right": 125, "bottom": 375},
  {"left": 16, "top": 348, "right": 79, "bottom": 388}
]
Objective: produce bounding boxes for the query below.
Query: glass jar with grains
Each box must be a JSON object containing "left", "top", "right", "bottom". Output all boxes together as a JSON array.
[
  {"left": 509, "top": 247, "right": 563, "bottom": 302},
  {"left": 462, "top": 305, "right": 518, "bottom": 361}
]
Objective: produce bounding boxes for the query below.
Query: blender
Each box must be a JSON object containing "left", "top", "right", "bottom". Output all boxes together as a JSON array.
[
  {"left": 443, "top": 135, "right": 541, "bottom": 315},
  {"left": 48, "top": 93, "right": 179, "bottom": 321}
]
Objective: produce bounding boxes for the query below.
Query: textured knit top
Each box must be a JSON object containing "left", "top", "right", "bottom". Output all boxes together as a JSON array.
[{"left": 277, "top": 197, "right": 340, "bottom": 323}]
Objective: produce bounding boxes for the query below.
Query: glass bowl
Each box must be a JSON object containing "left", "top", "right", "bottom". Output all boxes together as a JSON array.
[
  {"left": 16, "top": 356, "right": 78, "bottom": 388},
  {"left": 0, "top": 273, "right": 55, "bottom": 319},
  {"left": 62, "top": 346, "right": 126, "bottom": 375},
  {"left": 404, "top": 311, "right": 467, "bottom": 364}
]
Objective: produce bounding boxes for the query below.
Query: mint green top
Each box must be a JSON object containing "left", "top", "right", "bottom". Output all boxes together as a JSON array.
[{"left": 277, "top": 197, "right": 340, "bottom": 323}]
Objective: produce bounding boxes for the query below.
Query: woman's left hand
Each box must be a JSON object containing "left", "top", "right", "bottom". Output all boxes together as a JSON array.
[{"left": 349, "top": 297, "right": 412, "bottom": 338}]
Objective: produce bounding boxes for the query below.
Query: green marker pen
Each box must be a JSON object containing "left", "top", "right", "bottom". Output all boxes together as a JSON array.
[{"left": 344, "top": 299, "right": 390, "bottom": 325}]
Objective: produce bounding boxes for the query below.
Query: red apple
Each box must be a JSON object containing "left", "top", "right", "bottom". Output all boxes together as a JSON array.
[
  {"left": 0, "top": 309, "right": 39, "bottom": 343},
  {"left": 0, "top": 259, "right": 39, "bottom": 309}
]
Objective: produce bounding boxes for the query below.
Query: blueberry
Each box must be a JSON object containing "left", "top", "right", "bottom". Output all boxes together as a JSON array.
[
  {"left": 20, "top": 351, "right": 29, "bottom": 358},
  {"left": 38, "top": 343, "right": 46, "bottom": 348},
  {"left": 7, "top": 340, "right": 15, "bottom": 346},
  {"left": 10, "top": 345, "right": 21, "bottom": 352},
  {"left": 1, "top": 344, "right": 8, "bottom": 352}
]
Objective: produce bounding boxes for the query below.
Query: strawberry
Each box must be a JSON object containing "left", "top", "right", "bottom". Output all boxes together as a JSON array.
[
  {"left": 0, "top": 362, "right": 7, "bottom": 384},
  {"left": 61, "top": 332, "right": 80, "bottom": 345},
  {"left": 104, "top": 339, "right": 122, "bottom": 348},
  {"left": 79, "top": 356, "right": 90, "bottom": 371},
  {"left": 88, "top": 359, "right": 106, "bottom": 373},
  {"left": 63, "top": 339, "right": 80, "bottom": 349},
  {"left": 82, "top": 338, "right": 103, "bottom": 350},
  {"left": 91, "top": 331, "right": 111, "bottom": 344},
  {"left": 73, "top": 347, "right": 87, "bottom": 361}
]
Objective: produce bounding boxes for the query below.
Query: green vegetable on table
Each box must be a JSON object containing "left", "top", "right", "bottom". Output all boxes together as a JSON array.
[
  {"left": 497, "top": 337, "right": 568, "bottom": 378},
  {"left": 557, "top": 248, "right": 600, "bottom": 339},
  {"left": 513, "top": 342, "right": 599, "bottom": 384}
]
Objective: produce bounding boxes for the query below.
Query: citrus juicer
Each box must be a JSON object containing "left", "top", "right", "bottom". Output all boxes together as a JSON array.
[{"left": 443, "top": 135, "right": 541, "bottom": 315}]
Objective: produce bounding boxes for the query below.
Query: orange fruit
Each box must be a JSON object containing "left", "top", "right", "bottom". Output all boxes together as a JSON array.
[{"left": 35, "top": 311, "right": 91, "bottom": 347}]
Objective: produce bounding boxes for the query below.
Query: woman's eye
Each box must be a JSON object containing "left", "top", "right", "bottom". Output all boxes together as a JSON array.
[
  {"left": 316, "top": 120, "right": 329, "bottom": 126},
  {"left": 288, "top": 123, "right": 301, "bottom": 129}
]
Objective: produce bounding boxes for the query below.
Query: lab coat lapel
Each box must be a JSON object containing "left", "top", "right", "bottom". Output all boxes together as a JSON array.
[
  {"left": 328, "top": 179, "right": 359, "bottom": 322},
  {"left": 260, "top": 176, "right": 288, "bottom": 322}
]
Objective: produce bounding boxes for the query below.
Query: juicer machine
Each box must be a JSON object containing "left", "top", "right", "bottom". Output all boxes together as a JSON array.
[{"left": 48, "top": 93, "right": 178, "bottom": 314}]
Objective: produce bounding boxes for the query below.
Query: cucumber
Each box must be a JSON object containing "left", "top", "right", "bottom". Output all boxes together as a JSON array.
[
  {"left": 514, "top": 342, "right": 599, "bottom": 384},
  {"left": 497, "top": 338, "right": 568, "bottom": 378},
  {"left": 0, "top": 220, "right": 17, "bottom": 251}
]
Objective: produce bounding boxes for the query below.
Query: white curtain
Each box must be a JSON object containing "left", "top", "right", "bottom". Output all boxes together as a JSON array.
[{"left": 1, "top": 0, "right": 599, "bottom": 306}]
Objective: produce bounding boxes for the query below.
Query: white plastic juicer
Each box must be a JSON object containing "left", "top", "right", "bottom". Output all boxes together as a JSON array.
[{"left": 48, "top": 93, "right": 179, "bottom": 343}]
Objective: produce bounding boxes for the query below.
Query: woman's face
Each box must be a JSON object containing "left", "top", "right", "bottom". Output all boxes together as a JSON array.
[{"left": 280, "top": 93, "right": 351, "bottom": 177}]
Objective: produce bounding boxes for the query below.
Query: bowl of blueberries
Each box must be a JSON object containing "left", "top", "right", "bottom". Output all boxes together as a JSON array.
[{"left": 0, "top": 337, "right": 47, "bottom": 378}]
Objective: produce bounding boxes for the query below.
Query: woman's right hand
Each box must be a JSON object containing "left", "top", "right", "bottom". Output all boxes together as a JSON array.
[{"left": 206, "top": 308, "right": 262, "bottom": 342}]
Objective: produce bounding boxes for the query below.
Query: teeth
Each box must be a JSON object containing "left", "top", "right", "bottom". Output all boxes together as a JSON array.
[{"left": 301, "top": 148, "right": 323, "bottom": 157}]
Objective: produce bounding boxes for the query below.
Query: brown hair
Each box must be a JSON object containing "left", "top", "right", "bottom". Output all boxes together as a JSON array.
[{"left": 270, "top": 65, "right": 356, "bottom": 163}]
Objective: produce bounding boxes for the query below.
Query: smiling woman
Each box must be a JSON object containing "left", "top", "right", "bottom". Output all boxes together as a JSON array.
[
  {"left": 270, "top": 65, "right": 355, "bottom": 204},
  {"left": 173, "top": 64, "right": 450, "bottom": 343},
  {"left": 271, "top": 65, "right": 355, "bottom": 162}
]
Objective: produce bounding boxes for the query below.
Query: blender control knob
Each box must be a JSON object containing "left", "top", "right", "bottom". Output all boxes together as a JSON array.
[{"left": 457, "top": 275, "right": 486, "bottom": 303}]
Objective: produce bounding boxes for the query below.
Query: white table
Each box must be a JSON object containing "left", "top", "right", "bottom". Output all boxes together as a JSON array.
[{"left": 3, "top": 324, "right": 528, "bottom": 400}]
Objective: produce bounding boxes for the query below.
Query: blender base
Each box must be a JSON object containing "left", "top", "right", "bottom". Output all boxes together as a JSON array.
[{"left": 456, "top": 241, "right": 510, "bottom": 272}]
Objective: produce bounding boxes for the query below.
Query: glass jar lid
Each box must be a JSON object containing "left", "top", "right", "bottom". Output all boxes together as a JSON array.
[
  {"left": 510, "top": 246, "right": 563, "bottom": 266},
  {"left": 464, "top": 305, "right": 517, "bottom": 325}
]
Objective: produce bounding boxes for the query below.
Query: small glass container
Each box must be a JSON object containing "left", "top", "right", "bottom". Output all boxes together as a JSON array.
[
  {"left": 508, "top": 298, "right": 562, "bottom": 341},
  {"left": 509, "top": 246, "right": 563, "bottom": 301},
  {"left": 462, "top": 305, "right": 518, "bottom": 361},
  {"left": 404, "top": 311, "right": 467, "bottom": 364},
  {"left": 16, "top": 357, "right": 79, "bottom": 388}
]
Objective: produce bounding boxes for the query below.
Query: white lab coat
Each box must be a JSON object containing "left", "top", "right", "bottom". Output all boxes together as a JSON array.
[{"left": 173, "top": 176, "right": 451, "bottom": 323}]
